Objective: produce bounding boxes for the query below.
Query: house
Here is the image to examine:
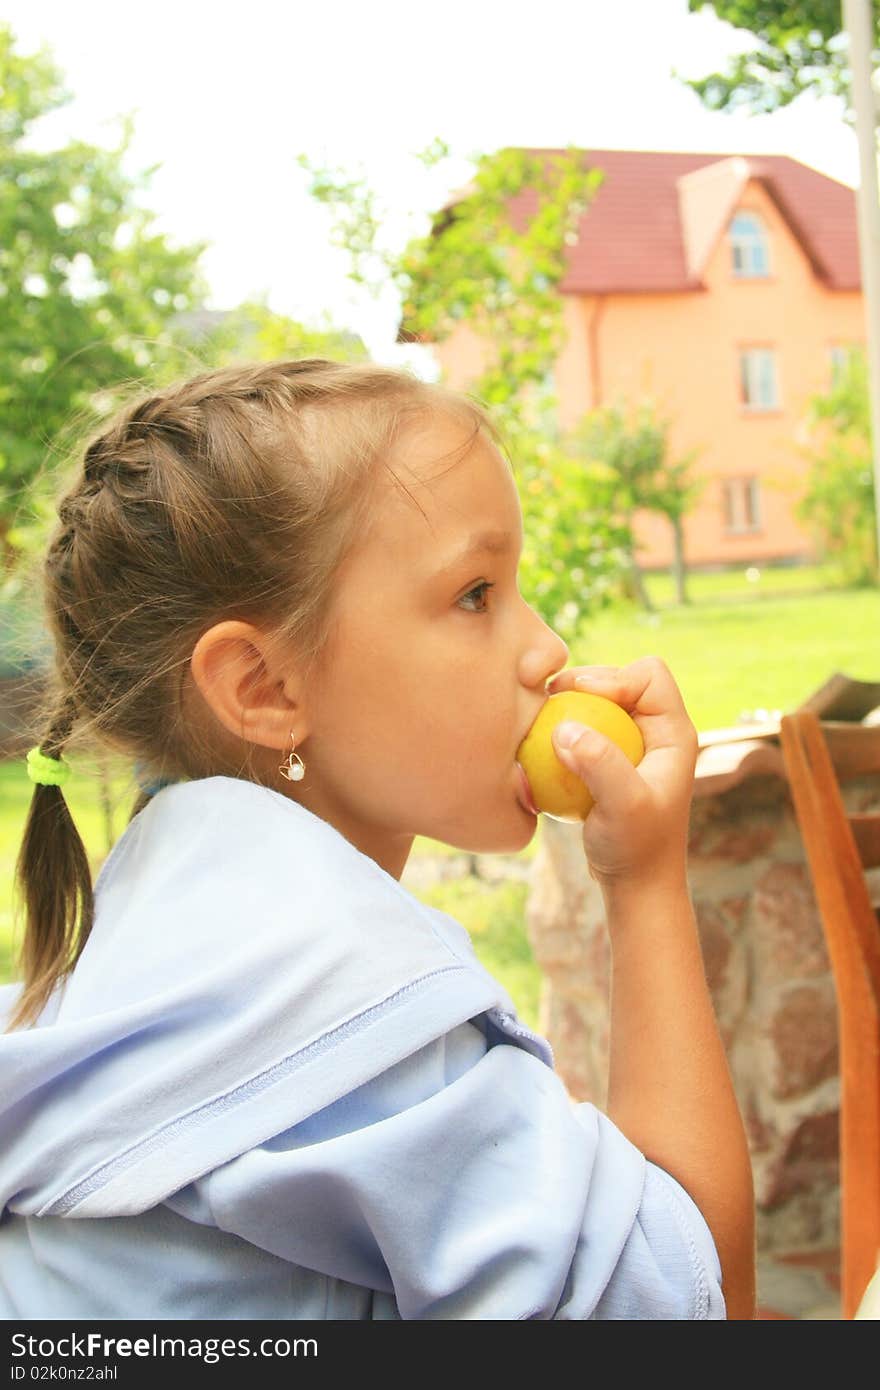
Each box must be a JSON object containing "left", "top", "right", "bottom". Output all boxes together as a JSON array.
[{"left": 418, "top": 149, "right": 864, "bottom": 570}]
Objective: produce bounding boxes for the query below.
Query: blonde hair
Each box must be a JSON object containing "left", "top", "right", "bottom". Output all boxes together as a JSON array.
[{"left": 9, "top": 357, "right": 502, "bottom": 1030}]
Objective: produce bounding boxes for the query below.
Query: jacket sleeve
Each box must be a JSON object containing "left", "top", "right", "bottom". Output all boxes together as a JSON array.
[{"left": 169, "top": 1020, "right": 725, "bottom": 1320}]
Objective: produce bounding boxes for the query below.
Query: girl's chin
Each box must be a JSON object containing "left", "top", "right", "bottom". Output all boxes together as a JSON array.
[
  {"left": 488, "top": 808, "right": 539, "bottom": 855},
  {"left": 499, "top": 825, "right": 537, "bottom": 856},
  {"left": 442, "top": 813, "right": 538, "bottom": 857}
]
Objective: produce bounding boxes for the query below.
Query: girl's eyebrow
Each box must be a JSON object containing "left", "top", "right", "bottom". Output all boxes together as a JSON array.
[{"left": 433, "top": 529, "right": 516, "bottom": 578}]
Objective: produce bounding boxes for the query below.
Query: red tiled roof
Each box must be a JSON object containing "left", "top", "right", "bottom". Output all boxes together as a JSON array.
[{"left": 501, "top": 148, "right": 860, "bottom": 294}]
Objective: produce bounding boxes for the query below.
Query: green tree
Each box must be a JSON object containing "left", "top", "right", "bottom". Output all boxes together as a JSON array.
[
  {"left": 300, "top": 144, "right": 600, "bottom": 418},
  {"left": 797, "top": 349, "right": 878, "bottom": 584},
  {"left": 395, "top": 148, "right": 598, "bottom": 418},
  {"left": 0, "top": 23, "right": 208, "bottom": 570},
  {"left": 651, "top": 451, "right": 706, "bottom": 605},
  {"left": 568, "top": 401, "right": 705, "bottom": 609},
  {"left": 684, "top": 0, "right": 880, "bottom": 114},
  {"left": 299, "top": 142, "right": 633, "bottom": 639},
  {"left": 513, "top": 437, "right": 633, "bottom": 638}
]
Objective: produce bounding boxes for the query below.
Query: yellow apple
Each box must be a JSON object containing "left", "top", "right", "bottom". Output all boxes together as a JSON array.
[{"left": 516, "top": 690, "right": 645, "bottom": 822}]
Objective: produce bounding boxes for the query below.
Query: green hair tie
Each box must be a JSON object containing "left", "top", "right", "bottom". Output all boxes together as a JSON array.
[{"left": 26, "top": 746, "right": 72, "bottom": 788}]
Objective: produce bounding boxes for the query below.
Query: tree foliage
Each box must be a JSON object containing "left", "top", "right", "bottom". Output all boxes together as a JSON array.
[
  {"left": 567, "top": 402, "right": 705, "bottom": 607},
  {"left": 797, "top": 349, "right": 878, "bottom": 584},
  {"left": 684, "top": 0, "right": 880, "bottom": 114},
  {"left": 299, "top": 142, "right": 646, "bottom": 638},
  {"left": 0, "top": 23, "right": 208, "bottom": 567},
  {"left": 395, "top": 148, "right": 600, "bottom": 418},
  {"left": 300, "top": 145, "right": 601, "bottom": 413}
]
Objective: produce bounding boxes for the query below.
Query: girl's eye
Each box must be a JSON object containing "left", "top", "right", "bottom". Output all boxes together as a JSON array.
[{"left": 458, "top": 581, "right": 495, "bottom": 614}]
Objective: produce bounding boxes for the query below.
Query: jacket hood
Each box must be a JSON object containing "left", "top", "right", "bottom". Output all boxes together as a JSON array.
[{"left": 0, "top": 777, "right": 530, "bottom": 1218}]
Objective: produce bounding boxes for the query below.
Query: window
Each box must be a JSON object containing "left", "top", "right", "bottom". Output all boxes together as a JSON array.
[
  {"left": 739, "top": 348, "right": 779, "bottom": 409},
  {"left": 730, "top": 212, "right": 770, "bottom": 277},
  {"left": 722, "top": 477, "right": 761, "bottom": 534}
]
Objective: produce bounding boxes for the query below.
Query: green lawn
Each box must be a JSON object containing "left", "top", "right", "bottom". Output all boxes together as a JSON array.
[
  {"left": 3, "top": 567, "right": 879, "bottom": 1031},
  {"left": 574, "top": 568, "right": 880, "bottom": 732},
  {"left": 412, "top": 876, "right": 538, "bottom": 1028},
  {"left": 642, "top": 559, "right": 840, "bottom": 606}
]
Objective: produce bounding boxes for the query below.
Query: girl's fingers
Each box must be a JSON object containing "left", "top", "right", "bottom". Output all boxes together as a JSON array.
[
  {"left": 547, "top": 664, "right": 618, "bottom": 695},
  {"left": 548, "top": 656, "right": 682, "bottom": 715},
  {"left": 551, "top": 721, "right": 648, "bottom": 820},
  {"left": 547, "top": 657, "right": 695, "bottom": 753}
]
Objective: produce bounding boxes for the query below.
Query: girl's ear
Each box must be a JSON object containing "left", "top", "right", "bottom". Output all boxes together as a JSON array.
[{"left": 189, "top": 620, "right": 306, "bottom": 752}]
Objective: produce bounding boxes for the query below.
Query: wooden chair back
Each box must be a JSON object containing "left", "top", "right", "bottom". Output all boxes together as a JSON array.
[{"left": 779, "top": 710, "right": 880, "bottom": 1319}]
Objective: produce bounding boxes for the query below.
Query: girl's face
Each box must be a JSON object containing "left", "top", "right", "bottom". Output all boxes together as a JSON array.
[{"left": 300, "top": 411, "right": 569, "bottom": 878}]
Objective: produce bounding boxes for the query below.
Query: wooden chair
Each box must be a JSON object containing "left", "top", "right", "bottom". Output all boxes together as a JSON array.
[{"left": 779, "top": 710, "right": 880, "bottom": 1318}]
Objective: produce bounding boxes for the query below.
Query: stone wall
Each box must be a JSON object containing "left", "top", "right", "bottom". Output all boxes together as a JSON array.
[{"left": 525, "top": 746, "right": 880, "bottom": 1255}]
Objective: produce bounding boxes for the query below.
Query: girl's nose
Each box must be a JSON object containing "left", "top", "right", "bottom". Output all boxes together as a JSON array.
[{"left": 519, "top": 607, "right": 569, "bottom": 690}]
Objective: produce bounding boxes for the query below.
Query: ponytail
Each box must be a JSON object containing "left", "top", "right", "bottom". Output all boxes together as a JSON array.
[{"left": 7, "top": 696, "right": 94, "bottom": 1031}]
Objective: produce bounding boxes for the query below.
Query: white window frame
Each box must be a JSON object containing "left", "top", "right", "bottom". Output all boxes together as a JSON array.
[
  {"left": 739, "top": 348, "right": 779, "bottom": 410},
  {"left": 730, "top": 212, "right": 771, "bottom": 278},
  {"left": 722, "top": 477, "right": 762, "bottom": 535}
]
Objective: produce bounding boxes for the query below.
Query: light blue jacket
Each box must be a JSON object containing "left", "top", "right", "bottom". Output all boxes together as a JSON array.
[{"left": 0, "top": 777, "right": 725, "bottom": 1319}]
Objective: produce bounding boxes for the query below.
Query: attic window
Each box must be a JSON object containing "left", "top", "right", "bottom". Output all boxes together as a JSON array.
[{"left": 730, "top": 212, "right": 770, "bottom": 278}]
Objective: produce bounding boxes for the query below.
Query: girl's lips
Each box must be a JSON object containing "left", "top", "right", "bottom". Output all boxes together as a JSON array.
[{"left": 515, "top": 760, "right": 540, "bottom": 817}]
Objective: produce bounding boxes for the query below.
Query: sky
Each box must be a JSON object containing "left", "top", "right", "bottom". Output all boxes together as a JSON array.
[{"left": 3, "top": 0, "right": 864, "bottom": 371}]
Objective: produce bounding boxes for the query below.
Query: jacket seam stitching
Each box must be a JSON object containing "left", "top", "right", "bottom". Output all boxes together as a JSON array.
[{"left": 42, "top": 964, "right": 477, "bottom": 1217}]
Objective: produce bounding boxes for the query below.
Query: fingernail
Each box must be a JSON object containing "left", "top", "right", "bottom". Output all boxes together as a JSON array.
[{"left": 553, "top": 720, "right": 587, "bottom": 751}]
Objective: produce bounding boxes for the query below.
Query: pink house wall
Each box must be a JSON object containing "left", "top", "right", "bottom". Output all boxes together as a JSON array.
[{"left": 432, "top": 179, "right": 865, "bottom": 570}]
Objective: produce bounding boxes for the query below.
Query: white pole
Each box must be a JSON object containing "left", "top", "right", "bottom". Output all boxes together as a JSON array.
[{"left": 842, "top": 0, "right": 880, "bottom": 573}]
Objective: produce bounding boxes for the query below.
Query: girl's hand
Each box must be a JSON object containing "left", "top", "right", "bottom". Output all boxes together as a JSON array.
[{"left": 546, "top": 657, "right": 698, "bottom": 893}]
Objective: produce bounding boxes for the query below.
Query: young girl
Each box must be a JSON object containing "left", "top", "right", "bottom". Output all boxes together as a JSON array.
[{"left": 0, "top": 359, "right": 755, "bottom": 1321}]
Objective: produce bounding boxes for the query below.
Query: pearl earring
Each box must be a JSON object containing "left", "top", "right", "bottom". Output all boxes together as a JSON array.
[{"left": 278, "top": 731, "right": 306, "bottom": 783}]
